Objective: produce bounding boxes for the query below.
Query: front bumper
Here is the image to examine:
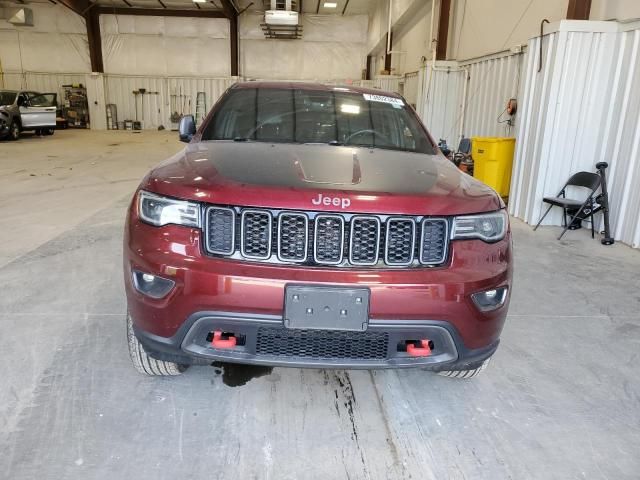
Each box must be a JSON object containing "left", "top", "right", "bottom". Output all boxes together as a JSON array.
[
  {"left": 133, "top": 311, "right": 499, "bottom": 370},
  {"left": 124, "top": 206, "right": 512, "bottom": 369}
]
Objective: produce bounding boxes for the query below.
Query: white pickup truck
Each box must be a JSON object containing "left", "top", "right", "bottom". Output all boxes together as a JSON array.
[{"left": 0, "top": 90, "right": 57, "bottom": 140}]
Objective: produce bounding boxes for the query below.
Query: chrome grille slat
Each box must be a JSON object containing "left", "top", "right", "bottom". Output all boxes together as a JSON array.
[{"left": 204, "top": 206, "right": 449, "bottom": 268}]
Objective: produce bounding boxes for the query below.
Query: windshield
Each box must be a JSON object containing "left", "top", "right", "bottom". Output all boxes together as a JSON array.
[
  {"left": 0, "top": 91, "right": 17, "bottom": 106},
  {"left": 201, "top": 87, "right": 435, "bottom": 154}
]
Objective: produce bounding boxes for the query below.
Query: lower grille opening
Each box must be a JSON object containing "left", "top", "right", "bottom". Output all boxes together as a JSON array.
[{"left": 255, "top": 327, "right": 389, "bottom": 360}]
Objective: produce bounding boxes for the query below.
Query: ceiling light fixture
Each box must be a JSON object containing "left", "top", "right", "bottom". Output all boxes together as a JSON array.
[
  {"left": 323, "top": 2, "right": 338, "bottom": 8},
  {"left": 192, "top": 0, "right": 207, "bottom": 3}
]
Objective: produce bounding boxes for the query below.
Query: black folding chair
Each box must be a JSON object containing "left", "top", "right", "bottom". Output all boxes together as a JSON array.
[
  {"left": 458, "top": 137, "right": 472, "bottom": 155},
  {"left": 533, "top": 171, "right": 602, "bottom": 240}
]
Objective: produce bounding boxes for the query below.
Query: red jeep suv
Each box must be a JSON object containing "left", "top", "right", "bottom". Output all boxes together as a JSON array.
[{"left": 124, "top": 82, "right": 512, "bottom": 379}]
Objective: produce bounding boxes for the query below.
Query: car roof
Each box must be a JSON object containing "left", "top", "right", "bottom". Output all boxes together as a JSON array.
[{"left": 230, "top": 81, "right": 403, "bottom": 99}]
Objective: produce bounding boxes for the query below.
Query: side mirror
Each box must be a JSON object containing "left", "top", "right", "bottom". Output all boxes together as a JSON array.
[
  {"left": 17, "top": 96, "right": 26, "bottom": 107},
  {"left": 178, "top": 115, "right": 196, "bottom": 143}
]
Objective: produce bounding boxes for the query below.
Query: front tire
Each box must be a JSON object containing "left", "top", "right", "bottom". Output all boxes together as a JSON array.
[
  {"left": 437, "top": 358, "right": 491, "bottom": 379},
  {"left": 126, "top": 313, "right": 188, "bottom": 376},
  {"left": 8, "top": 121, "right": 20, "bottom": 141}
]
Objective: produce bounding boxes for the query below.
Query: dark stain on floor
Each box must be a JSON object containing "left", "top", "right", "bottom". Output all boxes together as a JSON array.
[{"left": 212, "top": 362, "right": 274, "bottom": 387}]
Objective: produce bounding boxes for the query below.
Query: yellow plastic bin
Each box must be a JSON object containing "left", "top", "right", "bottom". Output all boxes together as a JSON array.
[{"left": 471, "top": 137, "right": 516, "bottom": 197}]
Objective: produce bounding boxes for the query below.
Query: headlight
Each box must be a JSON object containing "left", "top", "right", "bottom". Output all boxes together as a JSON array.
[
  {"left": 451, "top": 210, "right": 507, "bottom": 242},
  {"left": 137, "top": 190, "right": 200, "bottom": 227}
]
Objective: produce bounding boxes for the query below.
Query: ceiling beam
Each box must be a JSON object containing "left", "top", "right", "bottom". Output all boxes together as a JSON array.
[
  {"left": 566, "top": 0, "right": 591, "bottom": 19},
  {"left": 95, "top": 6, "right": 228, "bottom": 18},
  {"left": 57, "top": 0, "right": 91, "bottom": 16}
]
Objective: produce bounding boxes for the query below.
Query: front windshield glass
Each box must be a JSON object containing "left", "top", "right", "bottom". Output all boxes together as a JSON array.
[
  {"left": 201, "top": 87, "right": 435, "bottom": 154},
  {"left": 0, "top": 91, "right": 17, "bottom": 106}
]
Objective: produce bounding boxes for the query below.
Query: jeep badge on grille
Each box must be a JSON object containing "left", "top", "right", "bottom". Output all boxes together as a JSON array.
[{"left": 312, "top": 193, "right": 351, "bottom": 209}]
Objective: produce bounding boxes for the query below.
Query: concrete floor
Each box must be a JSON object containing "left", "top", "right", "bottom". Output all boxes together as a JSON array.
[{"left": 1, "top": 129, "right": 639, "bottom": 480}]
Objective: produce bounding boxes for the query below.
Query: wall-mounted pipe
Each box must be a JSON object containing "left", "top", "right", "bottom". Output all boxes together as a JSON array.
[{"left": 424, "top": 0, "right": 438, "bottom": 116}]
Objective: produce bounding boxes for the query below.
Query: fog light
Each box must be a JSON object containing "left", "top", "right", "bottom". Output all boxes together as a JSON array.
[
  {"left": 471, "top": 287, "right": 508, "bottom": 312},
  {"left": 132, "top": 270, "right": 175, "bottom": 299}
]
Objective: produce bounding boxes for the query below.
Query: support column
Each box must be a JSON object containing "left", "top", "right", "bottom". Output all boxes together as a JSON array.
[
  {"left": 384, "top": 32, "right": 392, "bottom": 72},
  {"left": 436, "top": 0, "right": 451, "bottom": 60},
  {"left": 85, "top": 8, "right": 104, "bottom": 73},
  {"left": 566, "top": 0, "right": 591, "bottom": 20}
]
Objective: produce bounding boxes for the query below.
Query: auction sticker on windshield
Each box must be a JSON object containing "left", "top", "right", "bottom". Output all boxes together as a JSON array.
[{"left": 363, "top": 93, "right": 404, "bottom": 106}]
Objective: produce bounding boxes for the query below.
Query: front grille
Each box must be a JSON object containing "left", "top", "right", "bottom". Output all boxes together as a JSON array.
[
  {"left": 255, "top": 326, "right": 389, "bottom": 360},
  {"left": 204, "top": 206, "right": 450, "bottom": 268}
]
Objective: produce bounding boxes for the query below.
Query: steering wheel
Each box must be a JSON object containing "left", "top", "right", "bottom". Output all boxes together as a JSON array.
[{"left": 344, "top": 129, "right": 392, "bottom": 146}]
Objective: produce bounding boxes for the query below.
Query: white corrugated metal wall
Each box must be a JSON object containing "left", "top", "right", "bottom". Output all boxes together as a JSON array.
[
  {"left": 400, "top": 71, "right": 420, "bottom": 107},
  {"left": 509, "top": 20, "right": 640, "bottom": 248},
  {"left": 1, "top": 72, "right": 87, "bottom": 99},
  {"left": 103, "top": 76, "right": 236, "bottom": 129},
  {"left": 416, "top": 53, "right": 524, "bottom": 146},
  {"left": 461, "top": 53, "right": 524, "bottom": 138},
  {"left": 419, "top": 63, "right": 465, "bottom": 143}
]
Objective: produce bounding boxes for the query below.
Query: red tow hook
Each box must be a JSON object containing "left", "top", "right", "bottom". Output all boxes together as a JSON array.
[
  {"left": 211, "top": 330, "right": 237, "bottom": 349},
  {"left": 406, "top": 340, "right": 432, "bottom": 357}
]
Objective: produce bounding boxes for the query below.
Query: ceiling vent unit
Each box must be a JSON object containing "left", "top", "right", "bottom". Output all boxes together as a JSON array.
[
  {"left": 1, "top": 7, "right": 34, "bottom": 26},
  {"left": 262, "top": 0, "right": 302, "bottom": 39}
]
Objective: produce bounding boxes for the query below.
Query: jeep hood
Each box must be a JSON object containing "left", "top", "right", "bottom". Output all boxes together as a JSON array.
[{"left": 142, "top": 142, "right": 502, "bottom": 216}]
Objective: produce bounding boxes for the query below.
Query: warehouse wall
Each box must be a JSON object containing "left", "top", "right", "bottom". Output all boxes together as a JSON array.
[
  {"left": 390, "top": 1, "right": 431, "bottom": 75},
  {"left": 367, "top": 0, "right": 430, "bottom": 76},
  {"left": 101, "top": 15, "right": 231, "bottom": 77},
  {"left": 416, "top": 50, "right": 523, "bottom": 145},
  {"left": 0, "top": 2, "right": 89, "bottom": 75},
  {"left": 448, "top": 0, "right": 568, "bottom": 60},
  {"left": 1, "top": 4, "right": 369, "bottom": 129},
  {"left": 591, "top": 0, "right": 640, "bottom": 21},
  {"left": 240, "top": 13, "right": 368, "bottom": 81},
  {"left": 367, "top": 0, "right": 417, "bottom": 55},
  {"left": 509, "top": 20, "right": 640, "bottom": 248}
]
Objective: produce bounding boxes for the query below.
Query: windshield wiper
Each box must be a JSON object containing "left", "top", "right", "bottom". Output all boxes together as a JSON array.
[{"left": 233, "top": 137, "right": 249, "bottom": 142}]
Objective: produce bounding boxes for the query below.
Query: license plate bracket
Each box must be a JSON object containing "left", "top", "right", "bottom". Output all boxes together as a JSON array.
[{"left": 284, "top": 285, "right": 370, "bottom": 331}]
